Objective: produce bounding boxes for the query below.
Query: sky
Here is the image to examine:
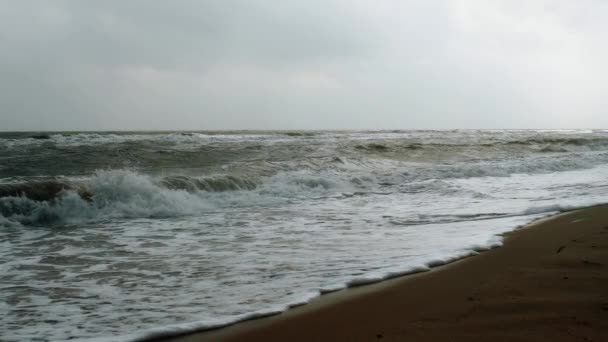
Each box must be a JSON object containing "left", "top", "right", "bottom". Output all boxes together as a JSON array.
[{"left": 1, "top": 0, "right": 607, "bottom": 131}]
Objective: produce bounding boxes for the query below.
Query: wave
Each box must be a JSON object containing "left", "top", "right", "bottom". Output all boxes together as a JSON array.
[
  {"left": 0, "top": 180, "right": 82, "bottom": 201},
  {"left": 2, "top": 130, "right": 606, "bottom": 150},
  {"left": 0, "top": 172, "right": 220, "bottom": 226},
  {"left": 355, "top": 143, "right": 391, "bottom": 151},
  {"left": 348, "top": 136, "right": 608, "bottom": 157},
  {"left": 29, "top": 134, "right": 52, "bottom": 140},
  {"left": 161, "top": 175, "right": 258, "bottom": 192},
  {"left": 2, "top": 149, "right": 608, "bottom": 226},
  {"left": 0, "top": 132, "right": 290, "bottom": 149},
  {"left": 4, "top": 131, "right": 608, "bottom": 183},
  {"left": 502, "top": 137, "right": 608, "bottom": 148},
  {"left": 282, "top": 131, "right": 319, "bottom": 137},
  {"left": 423, "top": 154, "right": 607, "bottom": 179},
  {"left": 0, "top": 169, "right": 361, "bottom": 226}
]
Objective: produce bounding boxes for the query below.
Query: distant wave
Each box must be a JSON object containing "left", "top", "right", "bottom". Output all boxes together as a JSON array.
[
  {"left": 0, "top": 130, "right": 606, "bottom": 150},
  {"left": 355, "top": 143, "right": 392, "bottom": 151},
  {"left": 351, "top": 136, "right": 608, "bottom": 155},
  {"left": 501, "top": 136, "right": 608, "bottom": 148},
  {"left": 282, "top": 131, "right": 319, "bottom": 137}
]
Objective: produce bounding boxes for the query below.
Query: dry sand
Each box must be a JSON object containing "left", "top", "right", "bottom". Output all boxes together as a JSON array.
[{"left": 157, "top": 206, "right": 608, "bottom": 341}]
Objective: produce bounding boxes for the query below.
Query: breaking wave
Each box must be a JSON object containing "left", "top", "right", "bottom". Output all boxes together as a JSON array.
[
  {"left": 0, "top": 172, "right": 212, "bottom": 226},
  {"left": 0, "top": 170, "right": 361, "bottom": 226},
  {"left": 2, "top": 148, "right": 608, "bottom": 227}
]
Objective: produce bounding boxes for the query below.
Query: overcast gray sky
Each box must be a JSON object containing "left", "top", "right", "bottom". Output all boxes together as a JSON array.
[{"left": 1, "top": 0, "right": 607, "bottom": 131}]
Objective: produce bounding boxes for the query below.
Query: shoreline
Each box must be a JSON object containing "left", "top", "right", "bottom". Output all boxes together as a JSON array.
[{"left": 151, "top": 205, "right": 608, "bottom": 341}]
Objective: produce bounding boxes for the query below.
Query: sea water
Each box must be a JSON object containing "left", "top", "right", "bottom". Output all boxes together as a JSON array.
[{"left": 2, "top": 130, "right": 608, "bottom": 341}]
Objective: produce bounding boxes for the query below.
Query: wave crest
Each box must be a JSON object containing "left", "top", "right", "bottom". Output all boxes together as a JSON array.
[
  {"left": 161, "top": 175, "right": 258, "bottom": 192},
  {"left": 0, "top": 170, "right": 358, "bottom": 226}
]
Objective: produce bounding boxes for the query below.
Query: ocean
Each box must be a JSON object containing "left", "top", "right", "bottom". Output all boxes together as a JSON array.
[{"left": 2, "top": 129, "right": 608, "bottom": 341}]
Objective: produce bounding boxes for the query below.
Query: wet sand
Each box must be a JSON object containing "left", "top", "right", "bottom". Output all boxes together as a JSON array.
[{"left": 159, "top": 206, "right": 608, "bottom": 341}]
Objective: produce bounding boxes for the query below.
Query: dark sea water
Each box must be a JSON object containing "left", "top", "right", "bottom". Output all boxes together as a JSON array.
[{"left": 2, "top": 130, "right": 608, "bottom": 341}]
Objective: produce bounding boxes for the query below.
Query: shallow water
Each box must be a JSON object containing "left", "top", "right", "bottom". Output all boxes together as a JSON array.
[{"left": 2, "top": 130, "right": 608, "bottom": 341}]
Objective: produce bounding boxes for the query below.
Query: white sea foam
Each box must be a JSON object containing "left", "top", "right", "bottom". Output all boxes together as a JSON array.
[{"left": 90, "top": 207, "right": 592, "bottom": 342}]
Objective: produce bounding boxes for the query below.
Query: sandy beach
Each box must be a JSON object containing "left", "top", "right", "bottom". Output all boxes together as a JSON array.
[{"left": 157, "top": 206, "right": 608, "bottom": 342}]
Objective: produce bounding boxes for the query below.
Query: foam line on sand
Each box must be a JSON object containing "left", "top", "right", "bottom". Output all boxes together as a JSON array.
[{"left": 156, "top": 205, "right": 608, "bottom": 341}]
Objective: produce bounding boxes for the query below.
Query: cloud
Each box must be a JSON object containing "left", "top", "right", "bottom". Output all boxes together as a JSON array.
[{"left": 1, "top": 0, "right": 607, "bottom": 130}]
